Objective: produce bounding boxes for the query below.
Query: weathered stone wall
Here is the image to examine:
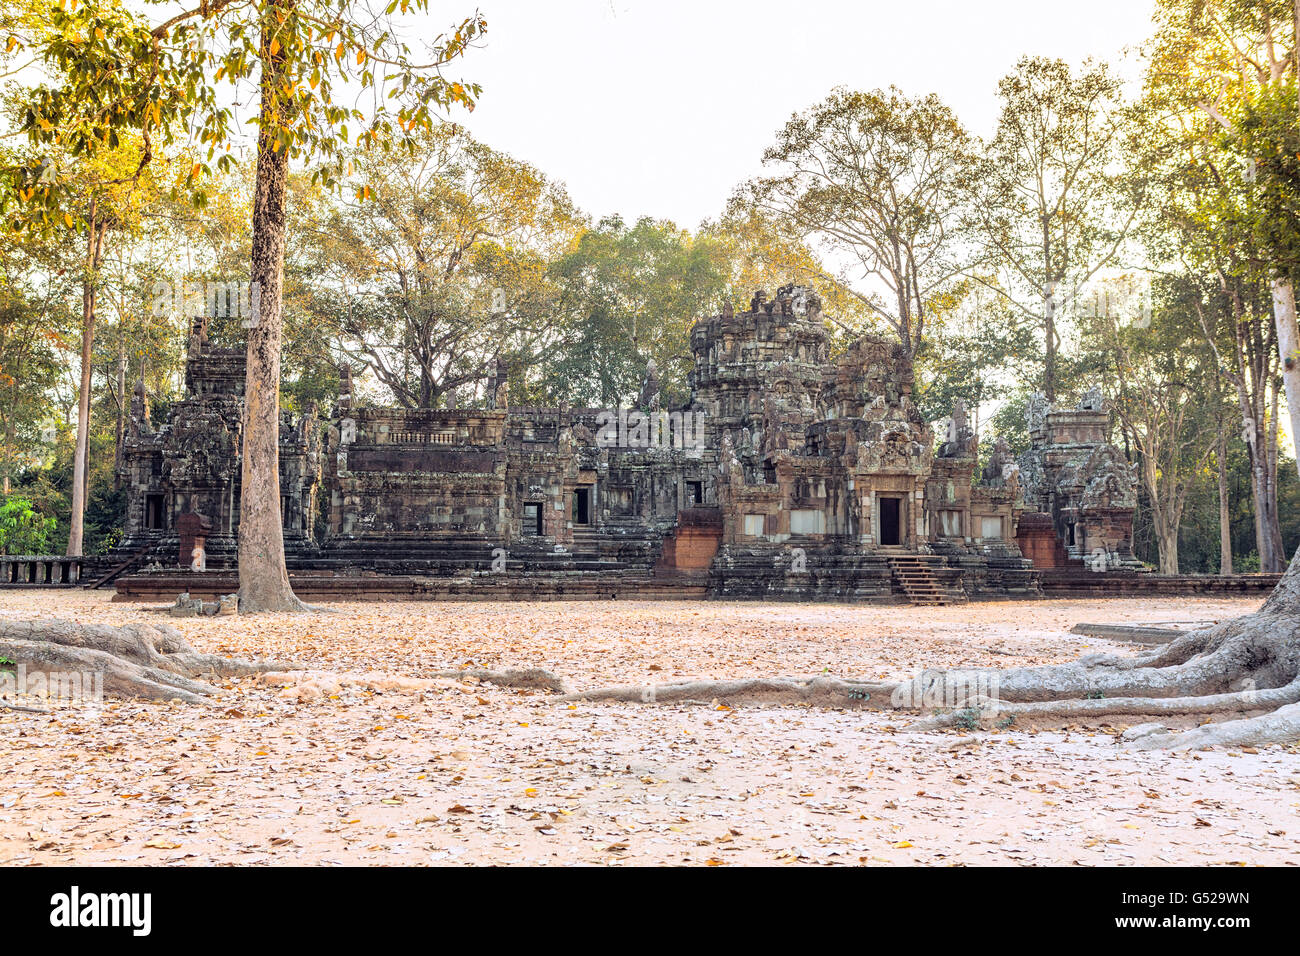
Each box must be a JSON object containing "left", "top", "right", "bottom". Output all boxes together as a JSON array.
[
  {"left": 119, "top": 284, "right": 1117, "bottom": 602},
  {"left": 118, "top": 326, "right": 318, "bottom": 570},
  {"left": 1019, "top": 389, "right": 1140, "bottom": 570}
]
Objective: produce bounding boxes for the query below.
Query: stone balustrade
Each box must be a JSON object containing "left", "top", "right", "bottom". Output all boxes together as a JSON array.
[{"left": 0, "top": 555, "right": 88, "bottom": 586}]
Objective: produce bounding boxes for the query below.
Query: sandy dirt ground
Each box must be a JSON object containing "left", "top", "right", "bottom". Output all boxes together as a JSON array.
[{"left": 1, "top": 590, "right": 1297, "bottom": 866}]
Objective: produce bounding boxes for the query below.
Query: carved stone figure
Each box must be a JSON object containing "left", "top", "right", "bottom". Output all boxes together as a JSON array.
[
  {"left": 981, "top": 437, "right": 1014, "bottom": 485},
  {"left": 938, "top": 398, "right": 975, "bottom": 458},
  {"left": 489, "top": 358, "right": 509, "bottom": 410},
  {"left": 638, "top": 358, "right": 660, "bottom": 411},
  {"left": 1025, "top": 392, "right": 1050, "bottom": 437},
  {"left": 1077, "top": 386, "right": 1105, "bottom": 411},
  {"left": 128, "top": 379, "right": 151, "bottom": 438}
]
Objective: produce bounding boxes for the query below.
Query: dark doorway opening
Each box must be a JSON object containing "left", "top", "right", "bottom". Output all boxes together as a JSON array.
[
  {"left": 144, "top": 494, "right": 166, "bottom": 530},
  {"left": 523, "top": 502, "right": 543, "bottom": 535},
  {"left": 879, "top": 497, "right": 902, "bottom": 546},
  {"left": 572, "top": 487, "right": 591, "bottom": 525},
  {"left": 686, "top": 480, "right": 703, "bottom": 506}
]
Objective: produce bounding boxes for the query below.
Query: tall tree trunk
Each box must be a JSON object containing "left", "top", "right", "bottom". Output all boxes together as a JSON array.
[
  {"left": 2, "top": 414, "right": 12, "bottom": 495},
  {"left": 113, "top": 338, "right": 126, "bottom": 490},
  {"left": 67, "top": 201, "right": 105, "bottom": 557},
  {"left": 1273, "top": 277, "right": 1300, "bottom": 481},
  {"left": 1266, "top": 378, "right": 1286, "bottom": 568},
  {"left": 1203, "top": 271, "right": 1285, "bottom": 570},
  {"left": 1156, "top": 523, "right": 1180, "bottom": 576},
  {"left": 1250, "top": 443, "right": 1284, "bottom": 572},
  {"left": 1043, "top": 283, "right": 1058, "bottom": 402},
  {"left": 237, "top": 8, "right": 303, "bottom": 612},
  {"left": 1217, "top": 424, "right": 1233, "bottom": 575}
]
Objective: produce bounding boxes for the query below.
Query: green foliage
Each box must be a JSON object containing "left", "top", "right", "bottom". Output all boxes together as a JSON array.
[
  {"left": 1231, "top": 80, "right": 1300, "bottom": 275},
  {"left": 300, "top": 124, "right": 582, "bottom": 409},
  {"left": 0, "top": 496, "right": 55, "bottom": 554},
  {"left": 968, "top": 57, "right": 1136, "bottom": 401},
  {"left": 916, "top": 289, "right": 1038, "bottom": 426},
  {"left": 543, "top": 215, "right": 729, "bottom": 407},
  {"left": 741, "top": 86, "right": 975, "bottom": 356},
  {"left": 8, "top": 0, "right": 486, "bottom": 225}
]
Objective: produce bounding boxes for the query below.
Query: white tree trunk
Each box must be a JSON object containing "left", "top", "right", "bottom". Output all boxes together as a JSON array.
[
  {"left": 1273, "top": 277, "right": 1300, "bottom": 480},
  {"left": 66, "top": 309, "right": 91, "bottom": 557},
  {"left": 67, "top": 205, "right": 104, "bottom": 558},
  {"left": 1217, "top": 427, "right": 1232, "bottom": 575}
]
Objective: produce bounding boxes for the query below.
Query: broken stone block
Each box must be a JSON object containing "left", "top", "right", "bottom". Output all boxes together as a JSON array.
[{"left": 167, "top": 592, "right": 204, "bottom": 618}]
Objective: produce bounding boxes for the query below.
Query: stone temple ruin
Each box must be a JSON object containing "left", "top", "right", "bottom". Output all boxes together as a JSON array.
[{"left": 98, "top": 284, "right": 1147, "bottom": 604}]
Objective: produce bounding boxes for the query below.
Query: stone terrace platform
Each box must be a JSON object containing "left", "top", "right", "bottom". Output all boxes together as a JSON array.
[{"left": 102, "top": 566, "right": 1284, "bottom": 604}]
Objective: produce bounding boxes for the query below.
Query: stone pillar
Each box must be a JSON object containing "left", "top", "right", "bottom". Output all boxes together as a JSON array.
[{"left": 177, "top": 512, "right": 212, "bottom": 571}]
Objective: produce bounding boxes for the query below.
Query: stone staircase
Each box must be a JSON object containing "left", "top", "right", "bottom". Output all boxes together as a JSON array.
[
  {"left": 883, "top": 550, "right": 967, "bottom": 606},
  {"left": 83, "top": 544, "right": 153, "bottom": 590}
]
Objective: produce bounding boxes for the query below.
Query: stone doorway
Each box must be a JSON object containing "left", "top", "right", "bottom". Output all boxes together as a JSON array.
[
  {"left": 145, "top": 494, "right": 167, "bottom": 530},
  {"left": 523, "top": 502, "right": 543, "bottom": 535},
  {"left": 572, "top": 487, "right": 591, "bottom": 525},
  {"left": 879, "top": 496, "right": 902, "bottom": 546}
]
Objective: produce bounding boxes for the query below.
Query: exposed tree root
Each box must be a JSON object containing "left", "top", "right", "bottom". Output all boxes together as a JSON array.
[
  {"left": 433, "top": 667, "right": 567, "bottom": 694},
  {"left": 562, "top": 675, "right": 891, "bottom": 707},
  {"left": 558, "top": 551, "right": 1300, "bottom": 751},
  {"left": 1123, "top": 701, "right": 1300, "bottom": 750},
  {"left": 0, "top": 618, "right": 292, "bottom": 705},
  {"left": 908, "top": 675, "right": 1300, "bottom": 731}
]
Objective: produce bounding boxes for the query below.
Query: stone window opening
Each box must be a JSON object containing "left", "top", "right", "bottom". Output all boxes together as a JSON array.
[{"left": 685, "top": 480, "right": 703, "bottom": 506}]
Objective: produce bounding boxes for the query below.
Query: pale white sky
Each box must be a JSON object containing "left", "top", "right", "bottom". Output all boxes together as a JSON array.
[{"left": 446, "top": 0, "right": 1159, "bottom": 227}]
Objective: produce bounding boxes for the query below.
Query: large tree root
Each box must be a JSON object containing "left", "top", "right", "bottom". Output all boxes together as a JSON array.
[
  {"left": 559, "top": 559, "right": 1300, "bottom": 750},
  {"left": 1123, "top": 701, "right": 1300, "bottom": 750},
  {"left": 432, "top": 667, "right": 567, "bottom": 694},
  {"left": 0, "top": 618, "right": 292, "bottom": 706},
  {"left": 908, "top": 675, "right": 1300, "bottom": 731},
  {"left": 562, "top": 675, "right": 892, "bottom": 707}
]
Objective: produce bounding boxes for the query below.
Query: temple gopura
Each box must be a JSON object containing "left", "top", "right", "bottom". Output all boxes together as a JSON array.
[{"left": 114, "top": 284, "right": 1141, "bottom": 603}]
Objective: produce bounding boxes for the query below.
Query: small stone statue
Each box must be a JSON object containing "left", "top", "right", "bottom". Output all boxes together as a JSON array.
[
  {"left": 488, "top": 357, "right": 509, "bottom": 410},
  {"left": 128, "top": 378, "right": 151, "bottom": 437},
  {"left": 338, "top": 364, "right": 354, "bottom": 412},
  {"left": 805, "top": 289, "right": 823, "bottom": 322},
  {"left": 637, "top": 358, "right": 660, "bottom": 411},
  {"left": 1025, "top": 392, "right": 1050, "bottom": 437},
  {"left": 1077, "top": 386, "right": 1105, "bottom": 411},
  {"left": 939, "top": 398, "right": 975, "bottom": 458},
  {"left": 981, "top": 436, "right": 1013, "bottom": 484}
]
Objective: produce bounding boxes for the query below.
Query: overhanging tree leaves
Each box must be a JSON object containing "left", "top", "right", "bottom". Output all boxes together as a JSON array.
[
  {"left": 740, "top": 87, "right": 975, "bottom": 357},
  {"left": 966, "top": 57, "right": 1136, "bottom": 403},
  {"left": 12, "top": 0, "right": 484, "bottom": 610}
]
